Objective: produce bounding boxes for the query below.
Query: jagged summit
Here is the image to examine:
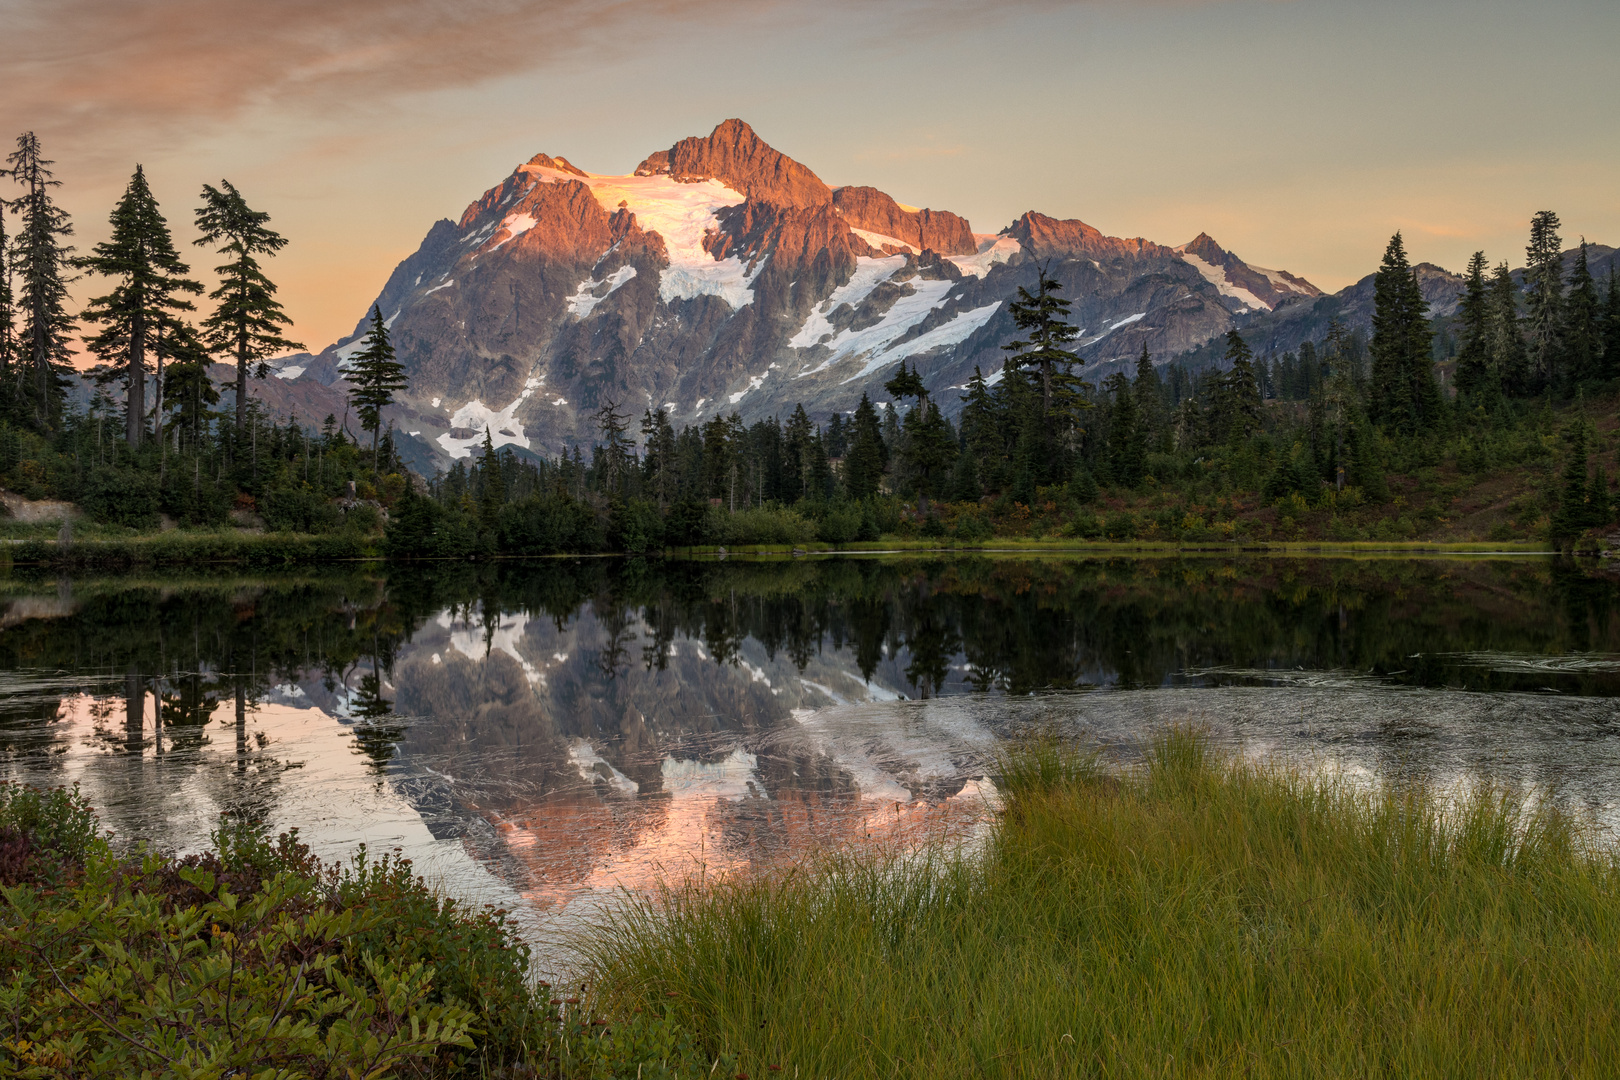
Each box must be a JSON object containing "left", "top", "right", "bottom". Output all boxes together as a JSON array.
[
  {"left": 276, "top": 120, "right": 1328, "bottom": 473},
  {"left": 634, "top": 119, "right": 832, "bottom": 208}
]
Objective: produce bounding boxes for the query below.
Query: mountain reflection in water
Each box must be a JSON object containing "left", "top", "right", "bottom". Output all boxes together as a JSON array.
[{"left": 4, "top": 555, "right": 1620, "bottom": 960}]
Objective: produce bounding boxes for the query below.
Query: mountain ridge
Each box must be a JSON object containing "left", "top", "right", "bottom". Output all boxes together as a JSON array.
[{"left": 267, "top": 120, "right": 1354, "bottom": 468}]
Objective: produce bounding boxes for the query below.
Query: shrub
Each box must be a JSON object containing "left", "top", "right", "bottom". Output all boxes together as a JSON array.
[
  {"left": 78, "top": 466, "right": 160, "bottom": 528},
  {"left": 718, "top": 506, "right": 817, "bottom": 546},
  {"left": 1102, "top": 510, "right": 1137, "bottom": 540},
  {"left": 0, "top": 781, "right": 727, "bottom": 1078},
  {"left": 260, "top": 485, "right": 340, "bottom": 533},
  {"left": 817, "top": 502, "right": 862, "bottom": 544}
]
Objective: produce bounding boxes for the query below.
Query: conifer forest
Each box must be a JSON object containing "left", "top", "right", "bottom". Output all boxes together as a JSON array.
[{"left": 4, "top": 131, "right": 1620, "bottom": 560}]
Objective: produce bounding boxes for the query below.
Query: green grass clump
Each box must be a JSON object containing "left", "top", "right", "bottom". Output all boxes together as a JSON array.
[{"left": 589, "top": 729, "right": 1620, "bottom": 1078}]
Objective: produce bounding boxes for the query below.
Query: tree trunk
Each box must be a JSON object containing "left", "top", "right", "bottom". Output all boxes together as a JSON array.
[
  {"left": 126, "top": 667, "right": 144, "bottom": 753},
  {"left": 127, "top": 310, "right": 144, "bottom": 447},
  {"left": 235, "top": 683, "right": 247, "bottom": 776},
  {"left": 236, "top": 288, "right": 249, "bottom": 434}
]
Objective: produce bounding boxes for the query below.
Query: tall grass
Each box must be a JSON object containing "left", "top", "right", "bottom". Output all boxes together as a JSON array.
[{"left": 589, "top": 729, "right": 1620, "bottom": 1078}]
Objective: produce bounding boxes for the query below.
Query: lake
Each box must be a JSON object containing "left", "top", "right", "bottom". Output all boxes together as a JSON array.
[{"left": 4, "top": 554, "right": 1620, "bottom": 970}]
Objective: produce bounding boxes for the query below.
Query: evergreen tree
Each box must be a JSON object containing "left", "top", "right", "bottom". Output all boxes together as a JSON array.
[
  {"left": 1211, "top": 330, "right": 1262, "bottom": 443},
  {"left": 1104, "top": 370, "right": 1145, "bottom": 487},
  {"left": 2, "top": 132, "right": 76, "bottom": 429},
  {"left": 640, "top": 407, "right": 677, "bottom": 509},
  {"left": 1001, "top": 266, "right": 1082, "bottom": 425},
  {"left": 1368, "top": 232, "right": 1437, "bottom": 432},
  {"left": 700, "top": 414, "right": 734, "bottom": 502},
  {"left": 1298, "top": 340, "right": 1321, "bottom": 400},
  {"left": 77, "top": 166, "right": 202, "bottom": 447},
  {"left": 194, "top": 179, "right": 301, "bottom": 435},
  {"left": 1523, "top": 210, "right": 1565, "bottom": 389},
  {"left": 0, "top": 208, "right": 12, "bottom": 391},
  {"left": 594, "top": 398, "right": 634, "bottom": 496},
  {"left": 346, "top": 306, "right": 408, "bottom": 474},
  {"left": 1489, "top": 262, "right": 1529, "bottom": 395},
  {"left": 1552, "top": 419, "right": 1595, "bottom": 541},
  {"left": 843, "top": 393, "right": 886, "bottom": 500},
  {"left": 1604, "top": 271, "right": 1620, "bottom": 380},
  {"left": 1564, "top": 241, "right": 1600, "bottom": 384},
  {"left": 900, "top": 401, "right": 956, "bottom": 512},
  {"left": 807, "top": 430, "right": 834, "bottom": 502},
  {"left": 477, "top": 429, "right": 504, "bottom": 530},
  {"left": 883, "top": 360, "right": 927, "bottom": 406},
  {"left": 1454, "top": 251, "right": 1491, "bottom": 398},
  {"left": 160, "top": 321, "right": 217, "bottom": 450},
  {"left": 1588, "top": 463, "right": 1611, "bottom": 529},
  {"left": 1133, "top": 344, "right": 1166, "bottom": 451},
  {"left": 824, "top": 413, "right": 848, "bottom": 459},
  {"left": 782, "top": 404, "right": 815, "bottom": 504}
]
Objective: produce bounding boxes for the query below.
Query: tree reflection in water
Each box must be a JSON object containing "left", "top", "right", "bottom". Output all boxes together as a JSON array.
[{"left": 1, "top": 555, "right": 1619, "bottom": 914}]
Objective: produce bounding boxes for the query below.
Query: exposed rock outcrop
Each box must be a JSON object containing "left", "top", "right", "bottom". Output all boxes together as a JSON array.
[
  {"left": 636, "top": 119, "right": 831, "bottom": 208},
  {"left": 831, "top": 186, "right": 977, "bottom": 256}
]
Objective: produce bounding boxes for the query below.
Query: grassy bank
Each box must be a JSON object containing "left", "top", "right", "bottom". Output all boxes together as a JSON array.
[
  {"left": 0, "top": 528, "right": 379, "bottom": 568},
  {"left": 592, "top": 731, "right": 1620, "bottom": 1078}
]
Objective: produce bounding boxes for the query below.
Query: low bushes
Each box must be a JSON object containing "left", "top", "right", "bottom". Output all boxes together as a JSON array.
[{"left": 0, "top": 783, "right": 731, "bottom": 1078}]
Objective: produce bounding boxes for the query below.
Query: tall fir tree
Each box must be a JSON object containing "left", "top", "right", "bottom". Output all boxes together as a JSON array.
[
  {"left": 956, "top": 366, "right": 999, "bottom": 499},
  {"left": 1604, "top": 271, "right": 1620, "bottom": 380},
  {"left": 1489, "top": 261, "right": 1529, "bottom": 395},
  {"left": 0, "top": 208, "right": 12, "bottom": 391},
  {"left": 843, "top": 393, "right": 887, "bottom": 499},
  {"left": 1133, "top": 344, "right": 1166, "bottom": 451},
  {"left": 77, "top": 165, "right": 202, "bottom": 448},
  {"left": 640, "top": 406, "right": 678, "bottom": 509},
  {"left": 1001, "top": 266, "right": 1082, "bottom": 428},
  {"left": 1454, "top": 251, "right": 1492, "bottom": 399},
  {"left": 194, "top": 180, "right": 301, "bottom": 436},
  {"left": 1551, "top": 419, "right": 1597, "bottom": 541},
  {"left": 1564, "top": 241, "right": 1600, "bottom": 384},
  {"left": 1212, "top": 330, "right": 1262, "bottom": 443},
  {"left": 2, "top": 132, "right": 76, "bottom": 430},
  {"left": 1523, "top": 210, "right": 1565, "bottom": 389},
  {"left": 346, "top": 306, "right": 408, "bottom": 475},
  {"left": 1104, "top": 370, "right": 1145, "bottom": 487},
  {"left": 1368, "top": 232, "right": 1437, "bottom": 432},
  {"left": 594, "top": 398, "right": 634, "bottom": 497}
]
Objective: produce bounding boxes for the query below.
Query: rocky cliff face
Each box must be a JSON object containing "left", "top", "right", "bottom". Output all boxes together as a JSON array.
[{"left": 275, "top": 120, "right": 1326, "bottom": 469}]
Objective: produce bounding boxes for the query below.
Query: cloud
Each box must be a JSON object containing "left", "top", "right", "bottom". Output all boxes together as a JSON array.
[
  {"left": 1, "top": 0, "right": 727, "bottom": 153},
  {"left": 1, "top": 0, "right": 1227, "bottom": 157}
]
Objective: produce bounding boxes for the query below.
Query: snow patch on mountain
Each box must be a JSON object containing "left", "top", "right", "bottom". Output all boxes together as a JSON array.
[
  {"left": 436, "top": 376, "right": 546, "bottom": 459},
  {"left": 1179, "top": 252, "right": 1269, "bottom": 312},
  {"left": 947, "top": 235, "right": 1021, "bottom": 278},
  {"left": 728, "top": 372, "right": 769, "bottom": 405},
  {"left": 1086, "top": 312, "right": 1145, "bottom": 343},
  {"left": 795, "top": 279, "right": 954, "bottom": 379},
  {"left": 849, "top": 227, "right": 915, "bottom": 253},
  {"left": 566, "top": 265, "right": 638, "bottom": 318},
  {"left": 885, "top": 302, "right": 1003, "bottom": 364},
  {"left": 487, "top": 212, "right": 537, "bottom": 252},
  {"left": 788, "top": 255, "right": 907, "bottom": 348},
  {"left": 523, "top": 163, "right": 759, "bottom": 308}
]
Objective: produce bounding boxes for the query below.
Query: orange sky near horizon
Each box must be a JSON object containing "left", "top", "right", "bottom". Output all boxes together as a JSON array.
[{"left": 3, "top": 0, "right": 1617, "bottom": 359}]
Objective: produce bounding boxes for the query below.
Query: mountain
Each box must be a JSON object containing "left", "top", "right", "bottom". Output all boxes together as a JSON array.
[
  {"left": 1171, "top": 243, "right": 1619, "bottom": 374},
  {"left": 273, "top": 119, "right": 1326, "bottom": 468}
]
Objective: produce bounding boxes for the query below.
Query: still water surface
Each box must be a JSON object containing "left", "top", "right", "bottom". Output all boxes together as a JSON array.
[{"left": 4, "top": 555, "right": 1620, "bottom": 966}]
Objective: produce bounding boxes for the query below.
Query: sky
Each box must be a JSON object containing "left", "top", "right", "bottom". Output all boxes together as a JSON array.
[{"left": 2, "top": 0, "right": 1616, "bottom": 356}]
